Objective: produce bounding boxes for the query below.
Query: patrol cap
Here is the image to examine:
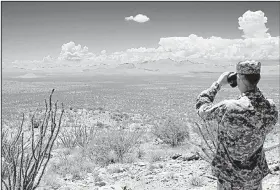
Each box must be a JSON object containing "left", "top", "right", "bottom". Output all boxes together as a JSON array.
[{"left": 236, "top": 60, "right": 261, "bottom": 74}]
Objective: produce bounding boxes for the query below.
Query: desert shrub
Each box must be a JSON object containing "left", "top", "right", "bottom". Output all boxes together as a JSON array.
[
  {"left": 123, "top": 153, "right": 137, "bottom": 164},
  {"left": 110, "top": 112, "right": 130, "bottom": 122},
  {"left": 96, "top": 121, "right": 104, "bottom": 128},
  {"left": 147, "top": 150, "right": 165, "bottom": 163},
  {"left": 190, "top": 176, "right": 204, "bottom": 187},
  {"left": 49, "top": 151, "right": 96, "bottom": 181},
  {"left": 40, "top": 172, "right": 63, "bottom": 189},
  {"left": 1, "top": 89, "right": 64, "bottom": 190},
  {"left": 136, "top": 147, "right": 146, "bottom": 159},
  {"left": 85, "top": 124, "right": 144, "bottom": 166},
  {"left": 58, "top": 123, "right": 96, "bottom": 149},
  {"left": 57, "top": 128, "right": 77, "bottom": 149},
  {"left": 152, "top": 114, "right": 190, "bottom": 147}
]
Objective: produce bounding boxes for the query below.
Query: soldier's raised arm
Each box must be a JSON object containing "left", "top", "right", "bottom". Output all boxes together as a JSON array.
[
  {"left": 195, "top": 72, "right": 230, "bottom": 123},
  {"left": 195, "top": 81, "right": 227, "bottom": 122}
]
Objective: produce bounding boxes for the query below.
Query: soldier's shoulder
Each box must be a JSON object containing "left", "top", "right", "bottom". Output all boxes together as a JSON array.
[
  {"left": 267, "top": 98, "right": 276, "bottom": 106},
  {"left": 219, "top": 98, "right": 250, "bottom": 111}
]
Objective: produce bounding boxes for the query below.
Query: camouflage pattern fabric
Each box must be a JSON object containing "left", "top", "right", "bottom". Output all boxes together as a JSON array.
[
  {"left": 236, "top": 60, "right": 261, "bottom": 74},
  {"left": 217, "top": 178, "right": 262, "bottom": 190},
  {"left": 196, "top": 82, "right": 278, "bottom": 188}
]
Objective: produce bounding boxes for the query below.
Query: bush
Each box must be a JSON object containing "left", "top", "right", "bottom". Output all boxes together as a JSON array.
[
  {"left": 49, "top": 150, "right": 96, "bottom": 181},
  {"left": 41, "top": 172, "right": 63, "bottom": 189},
  {"left": 110, "top": 112, "right": 130, "bottom": 122},
  {"left": 136, "top": 147, "right": 145, "bottom": 159},
  {"left": 190, "top": 176, "right": 204, "bottom": 187},
  {"left": 1, "top": 89, "right": 64, "bottom": 190},
  {"left": 85, "top": 124, "right": 144, "bottom": 166},
  {"left": 147, "top": 150, "right": 165, "bottom": 163},
  {"left": 58, "top": 123, "right": 96, "bottom": 149},
  {"left": 152, "top": 114, "right": 190, "bottom": 147}
]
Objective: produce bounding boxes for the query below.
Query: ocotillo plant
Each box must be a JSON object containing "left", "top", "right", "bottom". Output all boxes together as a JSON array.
[
  {"left": 1, "top": 89, "right": 64, "bottom": 190},
  {"left": 192, "top": 121, "right": 219, "bottom": 163}
]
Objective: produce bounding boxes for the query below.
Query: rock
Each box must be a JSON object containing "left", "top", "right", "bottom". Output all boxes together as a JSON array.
[
  {"left": 99, "top": 168, "right": 107, "bottom": 174},
  {"left": 95, "top": 181, "right": 106, "bottom": 187},
  {"left": 273, "top": 165, "right": 280, "bottom": 172},
  {"left": 137, "top": 162, "right": 147, "bottom": 167},
  {"left": 59, "top": 186, "right": 72, "bottom": 190},
  {"left": 172, "top": 164, "right": 181, "bottom": 168},
  {"left": 182, "top": 154, "right": 200, "bottom": 161},
  {"left": 150, "top": 163, "right": 164, "bottom": 169},
  {"left": 154, "top": 138, "right": 164, "bottom": 144},
  {"left": 107, "top": 165, "right": 126, "bottom": 174},
  {"left": 173, "top": 173, "right": 180, "bottom": 179},
  {"left": 64, "top": 173, "right": 73, "bottom": 181},
  {"left": 145, "top": 175, "right": 154, "bottom": 180},
  {"left": 109, "top": 185, "right": 124, "bottom": 190},
  {"left": 171, "top": 153, "right": 182, "bottom": 160}
]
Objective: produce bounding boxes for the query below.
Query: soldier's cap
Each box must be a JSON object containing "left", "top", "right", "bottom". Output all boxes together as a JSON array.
[{"left": 236, "top": 60, "right": 261, "bottom": 74}]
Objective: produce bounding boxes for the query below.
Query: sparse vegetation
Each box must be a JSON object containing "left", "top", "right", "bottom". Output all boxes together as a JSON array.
[
  {"left": 58, "top": 122, "right": 96, "bottom": 149},
  {"left": 1, "top": 89, "right": 64, "bottom": 190},
  {"left": 48, "top": 149, "right": 96, "bottom": 180},
  {"left": 2, "top": 75, "right": 279, "bottom": 190},
  {"left": 84, "top": 124, "right": 144, "bottom": 166},
  {"left": 190, "top": 176, "right": 204, "bottom": 187},
  {"left": 147, "top": 150, "right": 165, "bottom": 163},
  {"left": 152, "top": 113, "right": 190, "bottom": 147}
]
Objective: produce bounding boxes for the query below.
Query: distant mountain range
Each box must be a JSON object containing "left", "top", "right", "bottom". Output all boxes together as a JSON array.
[{"left": 3, "top": 58, "right": 279, "bottom": 78}]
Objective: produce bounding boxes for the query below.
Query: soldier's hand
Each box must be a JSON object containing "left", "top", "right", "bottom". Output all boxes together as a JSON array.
[{"left": 217, "top": 72, "right": 231, "bottom": 87}]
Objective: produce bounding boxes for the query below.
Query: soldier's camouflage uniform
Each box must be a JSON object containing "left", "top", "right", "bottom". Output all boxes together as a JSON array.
[{"left": 195, "top": 61, "right": 278, "bottom": 190}]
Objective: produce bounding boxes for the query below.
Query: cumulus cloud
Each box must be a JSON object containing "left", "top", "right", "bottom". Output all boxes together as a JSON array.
[
  {"left": 158, "top": 34, "right": 279, "bottom": 61},
  {"left": 9, "top": 10, "right": 279, "bottom": 69},
  {"left": 58, "top": 41, "right": 95, "bottom": 61},
  {"left": 43, "top": 55, "right": 55, "bottom": 63},
  {"left": 125, "top": 14, "right": 150, "bottom": 23},
  {"left": 11, "top": 60, "right": 42, "bottom": 66},
  {"left": 117, "top": 10, "right": 278, "bottom": 62},
  {"left": 238, "top": 10, "right": 270, "bottom": 38}
]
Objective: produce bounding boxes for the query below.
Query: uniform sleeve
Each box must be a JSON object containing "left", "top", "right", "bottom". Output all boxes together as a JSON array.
[
  {"left": 265, "top": 99, "right": 279, "bottom": 134},
  {"left": 195, "top": 82, "right": 227, "bottom": 123}
]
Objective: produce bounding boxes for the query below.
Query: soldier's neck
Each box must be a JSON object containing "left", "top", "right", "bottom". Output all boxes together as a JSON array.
[{"left": 241, "top": 86, "right": 258, "bottom": 94}]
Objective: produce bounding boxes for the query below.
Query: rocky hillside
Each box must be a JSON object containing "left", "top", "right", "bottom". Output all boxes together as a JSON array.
[{"left": 35, "top": 108, "right": 280, "bottom": 190}]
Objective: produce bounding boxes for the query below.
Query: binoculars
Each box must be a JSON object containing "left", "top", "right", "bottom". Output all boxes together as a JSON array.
[{"left": 227, "top": 72, "right": 237, "bottom": 88}]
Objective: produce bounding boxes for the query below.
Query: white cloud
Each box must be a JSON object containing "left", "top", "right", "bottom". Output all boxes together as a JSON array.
[
  {"left": 9, "top": 10, "right": 279, "bottom": 70},
  {"left": 43, "top": 55, "right": 54, "bottom": 63},
  {"left": 158, "top": 35, "right": 279, "bottom": 61},
  {"left": 238, "top": 10, "right": 270, "bottom": 38},
  {"left": 125, "top": 14, "right": 150, "bottom": 23},
  {"left": 58, "top": 41, "right": 95, "bottom": 61},
  {"left": 12, "top": 60, "right": 40, "bottom": 64}
]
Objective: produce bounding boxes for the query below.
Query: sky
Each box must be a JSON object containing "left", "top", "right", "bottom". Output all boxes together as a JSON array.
[{"left": 2, "top": 1, "right": 280, "bottom": 66}]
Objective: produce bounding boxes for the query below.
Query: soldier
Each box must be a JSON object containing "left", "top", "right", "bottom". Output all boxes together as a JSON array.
[{"left": 195, "top": 60, "right": 278, "bottom": 190}]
